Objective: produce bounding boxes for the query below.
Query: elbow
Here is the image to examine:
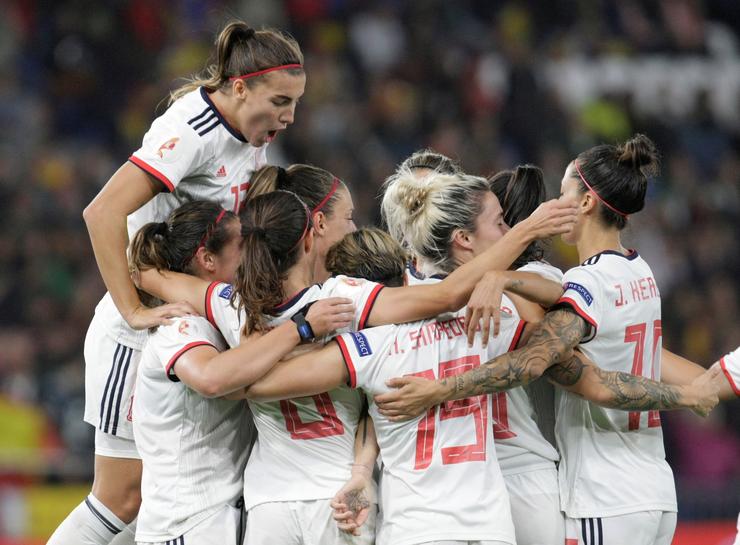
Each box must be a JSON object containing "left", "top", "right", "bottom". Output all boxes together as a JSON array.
[
  {"left": 192, "top": 376, "right": 229, "bottom": 399},
  {"left": 82, "top": 198, "right": 105, "bottom": 228}
]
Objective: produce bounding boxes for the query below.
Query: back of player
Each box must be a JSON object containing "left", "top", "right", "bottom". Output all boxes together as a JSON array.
[
  {"left": 335, "top": 313, "right": 526, "bottom": 545},
  {"left": 555, "top": 251, "right": 676, "bottom": 540}
]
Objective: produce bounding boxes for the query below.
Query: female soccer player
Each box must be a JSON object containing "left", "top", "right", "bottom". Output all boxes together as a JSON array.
[
  {"left": 138, "top": 170, "right": 575, "bottom": 545},
  {"left": 51, "top": 20, "right": 306, "bottom": 545},
  {"left": 375, "top": 135, "right": 710, "bottom": 545}
]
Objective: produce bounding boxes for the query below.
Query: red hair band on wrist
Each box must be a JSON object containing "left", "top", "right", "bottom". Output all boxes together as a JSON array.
[
  {"left": 574, "top": 161, "right": 629, "bottom": 217},
  {"left": 312, "top": 177, "right": 340, "bottom": 214},
  {"left": 229, "top": 64, "right": 304, "bottom": 81},
  {"left": 187, "top": 209, "right": 228, "bottom": 265}
]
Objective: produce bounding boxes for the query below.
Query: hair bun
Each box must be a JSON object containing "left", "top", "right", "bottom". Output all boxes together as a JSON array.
[
  {"left": 235, "top": 25, "right": 255, "bottom": 41},
  {"left": 396, "top": 182, "right": 432, "bottom": 219},
  {"left": 617, "top": 134, "right": 660, "bottom": 177}
]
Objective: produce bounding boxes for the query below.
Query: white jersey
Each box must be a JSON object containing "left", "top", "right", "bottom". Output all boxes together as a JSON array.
[
  {"left": 205, "top": 275, "right": 384, "bottom": 510},
  {"left": 95, "top": 87, "right": 267, "bottom": 349},
  {"left": 133, "top": 316, "right": 251, "bottom": 542},
  {"left": 335, "top": 315, "right": 526, "bottom": 545},
  {"left": 554, "top": 250, "right": 676, "bottom": 518},
  {"left": 720, "top": 347, "right": 740, "bottom": 396}
]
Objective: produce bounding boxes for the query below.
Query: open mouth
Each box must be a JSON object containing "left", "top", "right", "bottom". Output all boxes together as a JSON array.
[{"left": 266, "top": 130, "right": 278, "bottom": 142}]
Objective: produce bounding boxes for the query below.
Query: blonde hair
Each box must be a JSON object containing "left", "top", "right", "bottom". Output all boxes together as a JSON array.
[
  {"left": 381, "top": 168, "right": 491, "bottom": 274},
  {"left": 170, "top": 20, "right": 304, "bottom": 104},
  {"left": 326, "top": 228, "right": 408, "bottom": 287}
]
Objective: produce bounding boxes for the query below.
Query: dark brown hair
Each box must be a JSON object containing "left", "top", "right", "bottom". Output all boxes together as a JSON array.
[
  {"left": 488, "top": 164, "right": 547, "bottom": 268},
  {"left": 170, "top": 20, "right": 304, "bottom": 103},
  {"left": 326, "top": 228, "right": 408, "bottom": 287},
  {"left": 574, "top": 134, "right": 660, "bottom": 230},
  {"left": 235, "top": 190, "right": 311, "bottom": 333},
  {"left": 246, "top": 164, "right": 346, "bottom": 218}
]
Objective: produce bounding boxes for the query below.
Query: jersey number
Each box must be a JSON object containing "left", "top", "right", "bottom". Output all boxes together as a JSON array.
[
  {"left": 624, "top": 320, "right": 662, "bottom": 430},
  {"left": 230, "top": 182, "right": 249, "bottom": 214},
  {"left": 280, "top": 394, "right": 345, "bottom": 440},
  {"left": 412, "top": 356, "right": 488, "bottom": 469}
]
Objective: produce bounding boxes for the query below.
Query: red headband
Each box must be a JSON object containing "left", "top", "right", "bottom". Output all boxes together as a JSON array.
[
  {"left": 574, "top": 161, "right": 629, "bottom": 217},
  {"left": 187, "top": 209, "right": 227, "bottom": 264},
  {"left": 229, "top": 64, "right": 303, "bottom": 81},
  {"left": 312, "top": 177, "right": 340, "bottom": 214},
  {"left": 289, "top": 202, "right": 312, "bottom": 253}
]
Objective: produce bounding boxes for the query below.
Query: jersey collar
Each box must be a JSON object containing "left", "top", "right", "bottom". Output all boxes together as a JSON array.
[{"left": 199, "top": 88, "right": 248, "bottom": 143}]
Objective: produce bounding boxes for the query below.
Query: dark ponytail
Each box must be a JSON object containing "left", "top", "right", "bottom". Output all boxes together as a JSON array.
[
  {"left": 488, "top": 164, "right": 547, "bottom": 268},
  {"left": 574, "top": 134, "right": 660, "bottom": 230},
  {"left": 170, "top": 20, "right": 304, "bottom": 103},
  {"left": 236, "top": 191, "right": 312, "bottom": 333}
]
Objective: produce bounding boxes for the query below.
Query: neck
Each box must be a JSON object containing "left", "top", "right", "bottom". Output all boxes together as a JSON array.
[
  {"left": 208, "top": 90, "right": 238, "bottom": 131},
  {"left": 313, "top": 257, "right": 331, "bottom": 284},
  {"left": 283, "top": 259, "right": 314, "bottom": 300},
  {"left": 576, "top": 218, "right": 625, "bottom": 262}
]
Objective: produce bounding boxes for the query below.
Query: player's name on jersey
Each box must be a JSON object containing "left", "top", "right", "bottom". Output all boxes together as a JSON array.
[
  {"left": 390, "top": 314, "right": 504, "bottom": 354},
  {"left": 614, "top": 276, "right": 660, "bottom": 307}
]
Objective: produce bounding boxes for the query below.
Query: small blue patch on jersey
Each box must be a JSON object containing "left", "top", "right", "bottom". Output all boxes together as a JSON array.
[
  {"left": 563, "top": 282, "right": 593, "bottom": 306},
  {"left": 350, "top": 332, "right": 372, "bottom": 357},
  {"left": 219, "top": 285, "right": 233, "bottom": 299}
]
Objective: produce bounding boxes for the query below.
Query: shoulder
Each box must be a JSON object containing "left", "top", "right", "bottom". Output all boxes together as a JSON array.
[{"left": 518, "top": 261, "right": 564, "bottom": 283}]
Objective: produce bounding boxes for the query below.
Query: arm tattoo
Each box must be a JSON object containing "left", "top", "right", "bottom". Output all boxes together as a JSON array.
[
  {"left": 345, "top": 487, "right": 370, "bottom": 514},
  {"left": 545, "top": 354, "right": 586, "bottom": 386},
  {"left": 442, "top": 309, "right": 587, "bottom": 399},
  {"left": 590, "top": 367, "right": 686, "bottom": 410}
]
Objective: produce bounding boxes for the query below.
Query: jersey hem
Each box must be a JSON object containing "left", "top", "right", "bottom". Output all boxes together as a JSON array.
[
  {"left": 359, "top": 284, "right": 384, "bottom": 329},
  {"left": 564, "top": 502, "right": 678, "bottom": 519},
  {"left": 334, "top": 336, "right": 356, "bottom": 388},
  {"left": 128, "top": 155, "right": 175, "bottom": 192},
  {"left": 165, "top": 341, "right": 215, "bottom": 381},
  {"left": 135, "top": 502, "right": 224, "bottom": 542},
  {"left": 500, "top": 460, "right": 557, "bottom": 476},
  {"left": 205, "top": 281, "right": 220, "bottom": 328},
  {"left": 382, "top": 531, "right": 515, "bottom": 545},
  {"left": 719, "top": 356, "right": 740, "bottom": 396}
]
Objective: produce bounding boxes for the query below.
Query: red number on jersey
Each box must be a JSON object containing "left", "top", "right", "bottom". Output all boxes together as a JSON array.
[
  {"left": 491, "top": 392, "right": 517, "bottom": 440},
  {"left": 625, "top": 320, "right": 662, "bottom": 430},
  {"left": 412, "top": 356, "right": 488, "bottom": 470},
  {"left": 230, "top": 182, "right": 249, "bottom": 214},
  {"left": 280, "top": 393, "right": 345, "bottom": 440}
]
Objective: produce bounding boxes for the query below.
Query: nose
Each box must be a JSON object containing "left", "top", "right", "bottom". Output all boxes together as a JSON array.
[{"left": 279, "top": 104, "right": 296, "bottom": 126}]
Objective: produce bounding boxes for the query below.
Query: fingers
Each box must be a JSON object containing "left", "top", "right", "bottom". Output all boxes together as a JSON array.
[
  {"left": 467, "top": 308, "right": 481, "bottom": 346},
  {"left": 492, "top": 304, "right": 501, "bottom": 338}
]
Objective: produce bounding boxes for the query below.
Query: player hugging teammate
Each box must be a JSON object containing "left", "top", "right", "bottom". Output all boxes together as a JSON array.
[{"left": 49, "top": 16, "right": 732, "bottom": 545}]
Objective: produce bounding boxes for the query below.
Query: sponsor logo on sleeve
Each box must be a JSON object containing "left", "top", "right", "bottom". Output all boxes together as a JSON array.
[
  {"left": 349, "top": 332, "right": 372, "bottom": 357},
  {"left": 156, "top": 137, "right": 180, "bottom": 158},
  {"left": 219, "top": 285, "right": 233, "bottom": 299},
  {"left": 178, "top": 320, "right": 190, "bottom": 335},
  {"left": 563, "top": 282, "right": 593, "bottom": 306}
]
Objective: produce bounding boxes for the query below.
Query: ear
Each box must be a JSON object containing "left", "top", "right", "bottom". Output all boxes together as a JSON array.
[
  {"left": 303, "top": 227, "right": 315, "bottom": 255},
  {"left": 198, "top": 247, "right": 218, "bottom": 273},
  {"left": 312, "top": 211, "right": 328, "bottom": 236},
  {"left": 451, "top": 228, "right": 474, "bottom": 251},
  {"left": 231, "top": 79, "right": 250, "bottom": 100},
  {"left": 581, "top": 191, "right": 598, "bottom": 216}
]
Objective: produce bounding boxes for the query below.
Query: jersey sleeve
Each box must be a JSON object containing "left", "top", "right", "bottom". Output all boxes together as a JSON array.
[
  {"left": 204, "top": 282, "right": 242, "bottom": 348},
  {"left": 517, "top": 261, "right": 564, "bottom": 283},
  {"left": 151, "top": 317, "right": 222, "bottom": 381},
  {"left": 129, "top": 113, "right": 208, "bottom": 192},
  {"left": 719, "top": 348, "right": 740, "bottom": 396},
  {"left": 553, "top": 267, "right": 603, "bottom": 341},
  {"left": 326, "top": 276, "right": 385, "bottom": 330},
  {"left": 334, "top": 326, "right": 396, "bottom": 389}
]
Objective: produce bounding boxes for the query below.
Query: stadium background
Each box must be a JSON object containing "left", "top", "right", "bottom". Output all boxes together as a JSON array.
[{"left": 0, "top": 1, "right": 738, "bottom": 543}]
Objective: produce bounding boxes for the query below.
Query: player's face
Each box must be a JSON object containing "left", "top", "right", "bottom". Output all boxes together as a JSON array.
[
  {"left": 239, "top": 71, "right": 306, "bottom": 147},
  {"left": 318, "top": 187, "right": 357, "bottom": 252},
  {"left": 211, "top": 218, "right": 243, "bottom": 284},
  {"left": 559, "top": 162, "right": 583, "bottom": 245},
  {"left": 469, "top": 192, "right": 509, "bottom": 256}
]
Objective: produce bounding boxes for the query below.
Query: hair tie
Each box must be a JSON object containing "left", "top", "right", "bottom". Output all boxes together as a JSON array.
[
  {"left": 241, "top": 27, "right": 255, "bottom": 40},
  {"left": 185, "top": 209, "right": 228, "bottom": 266},
  {"left": 276, "top": 166, "right": 289, "bottom": 187},
  {"left": 312, "top": 177, "right": 340, "bottom": 214},
  {"left": 244, "top": 225, "right": 267, "bottom": 239},
  {"left": 574, "top": 161, "right": 629, "bottom": 218}
]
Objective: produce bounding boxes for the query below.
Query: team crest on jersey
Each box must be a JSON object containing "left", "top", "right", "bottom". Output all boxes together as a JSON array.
[
  {"left": 349, "top": 332, "right": 372, "bottom": 357},
  {"left": 341, "top": 277, "right": 365, "bottom": 287},
  {"left": 219, "top": 285, "right": 233, "bottom": 299},
  {"left": 178, "top": 320, "right": 190, "bottom": 335},
  {"left": 563, "top": 282, "right": 593, "bottom": 305},
  {"left": 156, "top": 137, "right": 180, "bottom": 158}
]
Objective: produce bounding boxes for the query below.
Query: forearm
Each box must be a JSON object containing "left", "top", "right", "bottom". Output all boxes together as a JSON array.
[
  {"left": 660, "top": 348, "right": 705, "bottom": 385},
  {"left": 352, "top": 413, "right": 379, "bottom": 473},
  {"left": 139, "top": 269, "right": 210, "bottom": 315},
  {"left": 503, "top": 271, "right": 563, "bottom": 308}
]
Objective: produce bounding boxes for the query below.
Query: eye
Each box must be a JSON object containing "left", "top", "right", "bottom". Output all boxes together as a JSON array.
[{"left": 272, "top": 98, "right": 290, "bottom": 106}]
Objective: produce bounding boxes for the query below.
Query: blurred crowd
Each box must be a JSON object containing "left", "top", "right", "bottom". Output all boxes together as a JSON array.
[{"left": 0, "top": 0, "right": 738, "bottom": 518}]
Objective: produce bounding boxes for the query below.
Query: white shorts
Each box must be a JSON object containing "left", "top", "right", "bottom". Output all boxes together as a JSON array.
[
  {"left": 564, "top": 511, "right": 677, "bottom": 545},
  {"left": 420, "top": 542, "right": 510, "bottom": 545},
  {"left": 504, "top": 467, "right": 564, "bottom": 545},
  {"left": 137, "top": 502, "right": 243, "bottom": 545},
  {"left": 94, "top": 429, "right": 140, "bottom": 459},
  {"left": 84, "top": 313, "right": 142, "bottom": 440},
  {"left": 245, "top": 498, "right": 376, "bottom": 545}
]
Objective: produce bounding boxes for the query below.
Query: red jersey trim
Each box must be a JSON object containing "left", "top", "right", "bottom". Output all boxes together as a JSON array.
[
  {"left": 719, "top": 356, "right": 740, "bottom": 397},
  {"left": 165, "top": 341, "right": 215, "bottom": 381},
  {"left": 128, "top": 155, "right": 175, "bottom": 192},
  {"left": 205, "top": 281, "right": 220, "bottom": 328},
  {"left": 334, "top": 336, "right": 357, "bottom": 388},
  {"left": 358, "top": 284, "right": 385, "bottom": 330},
  {"left": 508, "top": 319, "right": 526, "bottom": 351},
  {"left": 556, "top": 296, "right": 598, "bottom": 330}
]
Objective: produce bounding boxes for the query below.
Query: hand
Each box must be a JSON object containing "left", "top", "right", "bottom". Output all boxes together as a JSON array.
[
  {"left": 374, "top": 375, "right": 446, "bottom": 422},
  {"left": 465, "top": 271, "right": 508, "bottom": 347},
  {"left": 519, "top": 199, "right": 577, "bottom": 241},
  {"left": 330, "top": 472, "right": 374, "bottom": 536},
  {"left": 305, "top": 297, "right": 355, "bottom": 337},
  {"left": 124, "top": 301, "right": 197, "bottom": 329},
  {"left": 686, "top": 366, "right": 721, "bottom": 417}
]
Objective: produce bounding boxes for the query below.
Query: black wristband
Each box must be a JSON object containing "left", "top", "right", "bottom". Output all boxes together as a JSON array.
[{"left": 291, "top": 309, "right": 315, "bottom": 342}]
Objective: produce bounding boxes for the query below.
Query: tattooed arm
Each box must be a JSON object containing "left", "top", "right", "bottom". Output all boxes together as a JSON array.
[
  {"left": 545, "top": 351, "right": 719, "bottom": 416},
  {"left": 375, "top": 309, "right": 587, "bottom": 420}
]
